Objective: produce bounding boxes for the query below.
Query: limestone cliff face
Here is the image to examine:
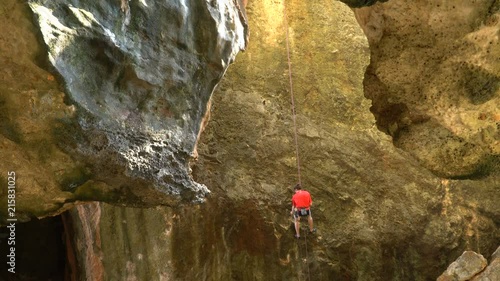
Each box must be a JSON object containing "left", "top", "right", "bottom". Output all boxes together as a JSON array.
[
  {"left": 65, "top": 0, "right": 498, "bottom": 281},
  {"left": 354, "top": 0, "right": 500, "bottom": 178},
  {"left": 1, "top": 0, "right": 499, "bottom": 280},
  {"left": 0, "top": 0, "right": 247, "bottom": 222}
]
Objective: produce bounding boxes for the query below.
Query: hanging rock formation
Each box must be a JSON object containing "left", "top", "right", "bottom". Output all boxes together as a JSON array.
[{"left": 0, "top": 0, "right": 247, "bottom": 222}]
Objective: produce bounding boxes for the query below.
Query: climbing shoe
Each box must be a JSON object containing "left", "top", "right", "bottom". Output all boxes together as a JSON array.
[
  {"left": 309, "top": 228, "right": 316, "bottom": 234},
  {"left": 294, "top": 234, "right": 300, "bottom": 239}
]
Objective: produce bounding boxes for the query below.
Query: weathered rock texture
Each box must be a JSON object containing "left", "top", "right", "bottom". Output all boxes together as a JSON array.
[
  {"left": 340, "top": 0, "right": 388, "bottom": 9},
  {"left": 438, "top": 247, "right": 500, "bottom": 281},
  {"left": 354, "top": 0, "right": 500, "bottom": 178},
  {"left": 65, "top": 202, "right": 176, "bottom": 280},
  {"left": 64, "top": 0, "right": 499, "bottom": 280},
  {"left": 437, "top": 251, "right": 488, "bottom": 281},
  {"left": 472, "top": 246, "right": 500, "bottom": 281},
  {"left": 0, "top": 0, "right": 247, "bottom": 222},
  {"left": 1, "top": 0, "right": 499, "bottom": 280}
]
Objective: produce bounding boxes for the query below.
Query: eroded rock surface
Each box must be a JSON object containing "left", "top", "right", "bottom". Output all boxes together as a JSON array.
[
  {"left": 437, "top": 251, "right": 487, "bottom": 281},
  {"left": 472, "top": 247, "right": 500, "bottom": 281},
  {"left": 438, "top": 247, "right": 500, "bottom": 281},
  {"left": 65, "top": 0, "right": 499, "bottom": 280},
  {"left": 0, "top": 0, "right": 247, "bottom": 222},
  {"left": 65, "top": 202, "right": 176, "bottom": 280},
  {"left": 354, "top": 0, "right": 500, "bottom": 178},
  {"left": 1, "top": 0, "right": 499, "bottom": 280}
]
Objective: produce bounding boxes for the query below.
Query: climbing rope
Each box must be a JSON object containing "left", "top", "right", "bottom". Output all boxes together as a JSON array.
[
  {"left": 294, "top": 226, "right": 312, "bottom": 281},
  {"left": 284, "top": 3, "right": 312, "bottom": 280},
  {"left": 283, "top": 0, "right": 302, "bottom": 185},
  {"left": 296, "top": 234, "right": 304, "bottom": 281},
  {"left": 304, "top": 229, "right": 311, "bottom": 280}
]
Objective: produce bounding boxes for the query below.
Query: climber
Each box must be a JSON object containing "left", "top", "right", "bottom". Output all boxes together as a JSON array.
[{"left": 290, "top": 183, "right": 316, "bottom": 238}]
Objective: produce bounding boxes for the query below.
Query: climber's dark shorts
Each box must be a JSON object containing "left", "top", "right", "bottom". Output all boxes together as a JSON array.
[{"left": 294, "top": 208, "right": 311, "bottom": 219}]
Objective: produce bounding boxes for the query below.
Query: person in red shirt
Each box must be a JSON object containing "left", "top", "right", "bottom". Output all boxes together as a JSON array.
[{"left": 290, "top": 183, "right": 316, "bottom": 238}]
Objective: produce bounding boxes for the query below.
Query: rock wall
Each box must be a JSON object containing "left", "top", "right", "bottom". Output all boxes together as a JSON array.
[
  {"left": 1, "top": 0, "right": 498, "bottom": 280},
  {"left": 354, "top": 0, "right": 500, "bottom": 178},
  {"left": 65, "top": 202, "right": 176, "bottom": 280},
  {"left": 64, "top": 0, "right": 498, "bottom": 280}
]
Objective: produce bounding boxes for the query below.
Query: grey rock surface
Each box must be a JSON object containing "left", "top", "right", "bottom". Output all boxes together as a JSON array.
[
  {"left": 438, "top": 251, "right": 487, "bottom": 281},
  {"left": 27, "top": 0, "right": 247, "bottom": 203},
  {"left": 472, "top": 246, "right": 500, "bottom": 281},
  {"left": 0, "top": 0, "right": 247, "bottom": 223}
]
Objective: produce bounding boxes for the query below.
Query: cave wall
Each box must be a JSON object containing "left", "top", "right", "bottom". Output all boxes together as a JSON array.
[{"left": 0, "top": 216, "right": 66, "bottom": 281}]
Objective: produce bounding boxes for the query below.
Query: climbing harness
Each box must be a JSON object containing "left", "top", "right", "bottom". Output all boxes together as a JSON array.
[{"left": 283, "top": 0, "right": 302, "bottom": 186}]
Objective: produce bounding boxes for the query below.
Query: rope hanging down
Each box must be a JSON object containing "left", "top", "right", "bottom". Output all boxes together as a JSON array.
[
  {"left": 296, "top": 229, "right": 312, "bottom": 281},
  {"left": 283, "top": 1, "right": 302, "bottom": 185},
  {"left": 304, "top": 230, "right": 311, "bottom": 280},
  {"left": 284, "top": 3, "right": 311, "bottom": 281}
]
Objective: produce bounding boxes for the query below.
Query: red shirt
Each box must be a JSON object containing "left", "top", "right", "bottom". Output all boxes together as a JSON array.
[{"left": 292, "top": 190, "right": 312, "bottom": 209}]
